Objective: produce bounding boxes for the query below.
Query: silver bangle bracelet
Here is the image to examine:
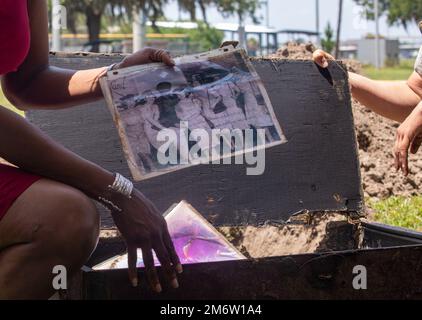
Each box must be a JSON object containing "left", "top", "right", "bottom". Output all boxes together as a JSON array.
[{"left": 108, "top": 173, "right": 133, "bottom": 199}]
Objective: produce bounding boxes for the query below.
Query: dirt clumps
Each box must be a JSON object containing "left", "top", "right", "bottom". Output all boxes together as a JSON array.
[
  {"left": 219, "top": 212, "right": 358, "bottom": 258},
  {"left": 343, "top": 59, "right": 363, "bottom": 74},
  {"left": 268, "top": 42, "right": 362, "bottom": 73},
  {"left": 269, "top": 42, "right": 316, "bottom": 60},
  {"left": 353, "top": 100, "right": 422, "bottom": 199}
]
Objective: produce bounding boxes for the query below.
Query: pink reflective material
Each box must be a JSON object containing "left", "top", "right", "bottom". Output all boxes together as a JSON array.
[
  {"left": 94, "top": 201, "right": 244, "bottom": 270},
  {"left": 164, "top": 201, "right": 245, "bottom": 265}
]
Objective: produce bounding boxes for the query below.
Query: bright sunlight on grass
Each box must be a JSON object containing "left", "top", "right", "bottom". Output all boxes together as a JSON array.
[
  {"left": 362, "top": 59, "right": 414, "bottom": 81},
  {"left": 369, "top": 197, "right": 422, "bottom": 232}
]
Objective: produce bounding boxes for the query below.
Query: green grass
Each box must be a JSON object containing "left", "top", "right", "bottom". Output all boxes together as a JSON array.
[
  {"left": 369, "top": 196, "right": 422, "bottom": 232},
  {"left": 362, "top": 60, "right": 414, "bottom": 81},
  {"left": 363, "top": 67, "right": 412, "bottom": 81},
  {"left": 361, "top": 60, "right": 422, "bottom": 232}
]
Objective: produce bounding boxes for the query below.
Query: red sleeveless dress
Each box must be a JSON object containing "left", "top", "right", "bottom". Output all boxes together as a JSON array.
[{"left": 0, "top": 0, "right": 41, "bottom": 220}]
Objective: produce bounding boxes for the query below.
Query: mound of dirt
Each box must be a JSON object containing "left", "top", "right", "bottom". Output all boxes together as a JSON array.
[
  {"left": 353, "top": 101, "right": 422, "bottom": 199},
  {"left": 219, "top": 212, "right": 359, "bottom": 258},
  {"left": 269, "top": 42, "right": 316, "bottom": 60},
  {"left": 269, "top": 42, "right": 362, "bottom": 73},
  {"left": 268, "top": 42, "right": 420, "bottom": 200}
]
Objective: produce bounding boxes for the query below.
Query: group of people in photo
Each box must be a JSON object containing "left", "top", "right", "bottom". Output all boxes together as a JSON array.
[{"left": 118, "top": 64, "right": 281, "bottom": 174}]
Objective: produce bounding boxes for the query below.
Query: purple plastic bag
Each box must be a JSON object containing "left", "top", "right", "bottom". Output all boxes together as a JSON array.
[{"left": 94, "top": 201, "right": 245, "bottom": 270}]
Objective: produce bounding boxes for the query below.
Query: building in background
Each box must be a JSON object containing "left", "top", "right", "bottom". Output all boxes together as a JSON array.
[
  {"left": 340, "top": 36, "right": 422, "bottom": 67},
  {"left": 339, "top": 38, "right": 400, "bottom": 67},
  {"left": 357, "top": 38, "right": 400, "bottom": 67}
]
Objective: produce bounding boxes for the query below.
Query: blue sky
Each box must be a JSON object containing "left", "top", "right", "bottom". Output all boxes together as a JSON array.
[{"left": 163, "top": 0, "right": 421, "bottom": 41}]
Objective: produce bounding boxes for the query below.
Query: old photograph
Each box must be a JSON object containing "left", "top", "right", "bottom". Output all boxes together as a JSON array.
[{"left": 101, "top": 47, "right": 286, "bottom": 181}]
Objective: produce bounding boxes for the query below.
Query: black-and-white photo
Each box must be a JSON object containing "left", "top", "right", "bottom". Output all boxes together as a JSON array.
[{"left": 101, "top": 47, "right": 286, "bottom": 181}]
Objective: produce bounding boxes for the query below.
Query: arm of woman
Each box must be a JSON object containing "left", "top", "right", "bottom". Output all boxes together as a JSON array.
[
  {"left": 0, "top": 0, "right": 181, "bottom": 291},
  {"left": 349, "top": 72, "right": 422, "bottom": 123},
  {"left": 313, "top": 50, "right": 422, "bottom": 123},
  {"left": 0, "top": 105, "right": 181, "bottom": 291},
  {"left": 1, "top": 0, "right": 174, "bottom": 111},
  {"left": 393, "top": 100, "right": 422, "bottom": 176}
]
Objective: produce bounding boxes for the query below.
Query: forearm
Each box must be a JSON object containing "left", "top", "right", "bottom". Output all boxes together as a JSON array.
[
  {"left": 1, "top": 66, "right": 108, "bottom": 110},
  {"left": 0, "top": 105, "right": 114, "bottom": 199},
  {"left": 1, "top": 0, "right": 114, "bottom": 111},
  {"left": 349, "top": 72, "right": 421, "bottom": 123}
]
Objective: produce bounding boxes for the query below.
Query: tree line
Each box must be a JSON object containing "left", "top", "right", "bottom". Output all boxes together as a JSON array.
[
  {"left": 55, "top": 0, "right": 260, "bottom": 52},
  {"left": 55, "top": 0, "right": 422, "bottom": 54},
  {"left": 322, "top": 0, "right": 422, "bottom": 56}
]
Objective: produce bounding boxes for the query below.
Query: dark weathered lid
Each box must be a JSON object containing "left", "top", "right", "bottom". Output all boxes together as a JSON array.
[{"left": 28, "top": 54, "right": 363, "bottom": 227}]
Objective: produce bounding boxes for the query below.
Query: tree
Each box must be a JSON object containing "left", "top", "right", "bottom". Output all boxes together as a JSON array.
[
  {"left": 354, "top": 0, "right": 422, "bottom": 29},
  {"left": 178, "top": 0, "right": 197, "bottom": 21},
  {"left": 177, "top": 0, "right": 213, "bottom": 23},
  {"left": 63, "top": 0, "right": 169, "bottom": 52},
  {"left": 190, "top": 22, "right": 225, "bottom": 49},
  {"left": 216, "top": 0, "right": 260, "bottom": 25},
  {"left": 164, "top": 21, "right": 224, "bottom": 50},
  {"left": 321, "top": 22, "right": 335, "bottom": 54},
  {"left": 172, "top": 0, "right": 260, "bottom": 49},
  {"left": 63, "top": 0, "right": 107, "bottom": 52},
  {"left": 177, "top": 0, "right": 259, "bottom": 25},
  {"left": 60, "top": 0, "right": 260, "bottom": 53}
]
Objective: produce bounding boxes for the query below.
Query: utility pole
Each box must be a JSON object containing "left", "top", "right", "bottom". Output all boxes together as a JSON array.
[
  {"left": 374, "top": 0, "right": 381, "bottom": 69},
  {"left": 51, "top": 0, "right": 62, "bottom": 52},
  {"left": 133, "top": 6, "right": 147, "bottom": 53},
  {"left": 238, "top": 23, "right": 246, "bottom": 49},
  {"left": 335, "top": 0, "right": 343, "bottom": 59},
  {"left": 259, "top": 1, "right": 270, "bottom": 27},
  {"left": 178, "top": 2, "right": 182, "bottom": 21},
  {"left": 316, "top": 0, "right": 320, "bottom": 45}
]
